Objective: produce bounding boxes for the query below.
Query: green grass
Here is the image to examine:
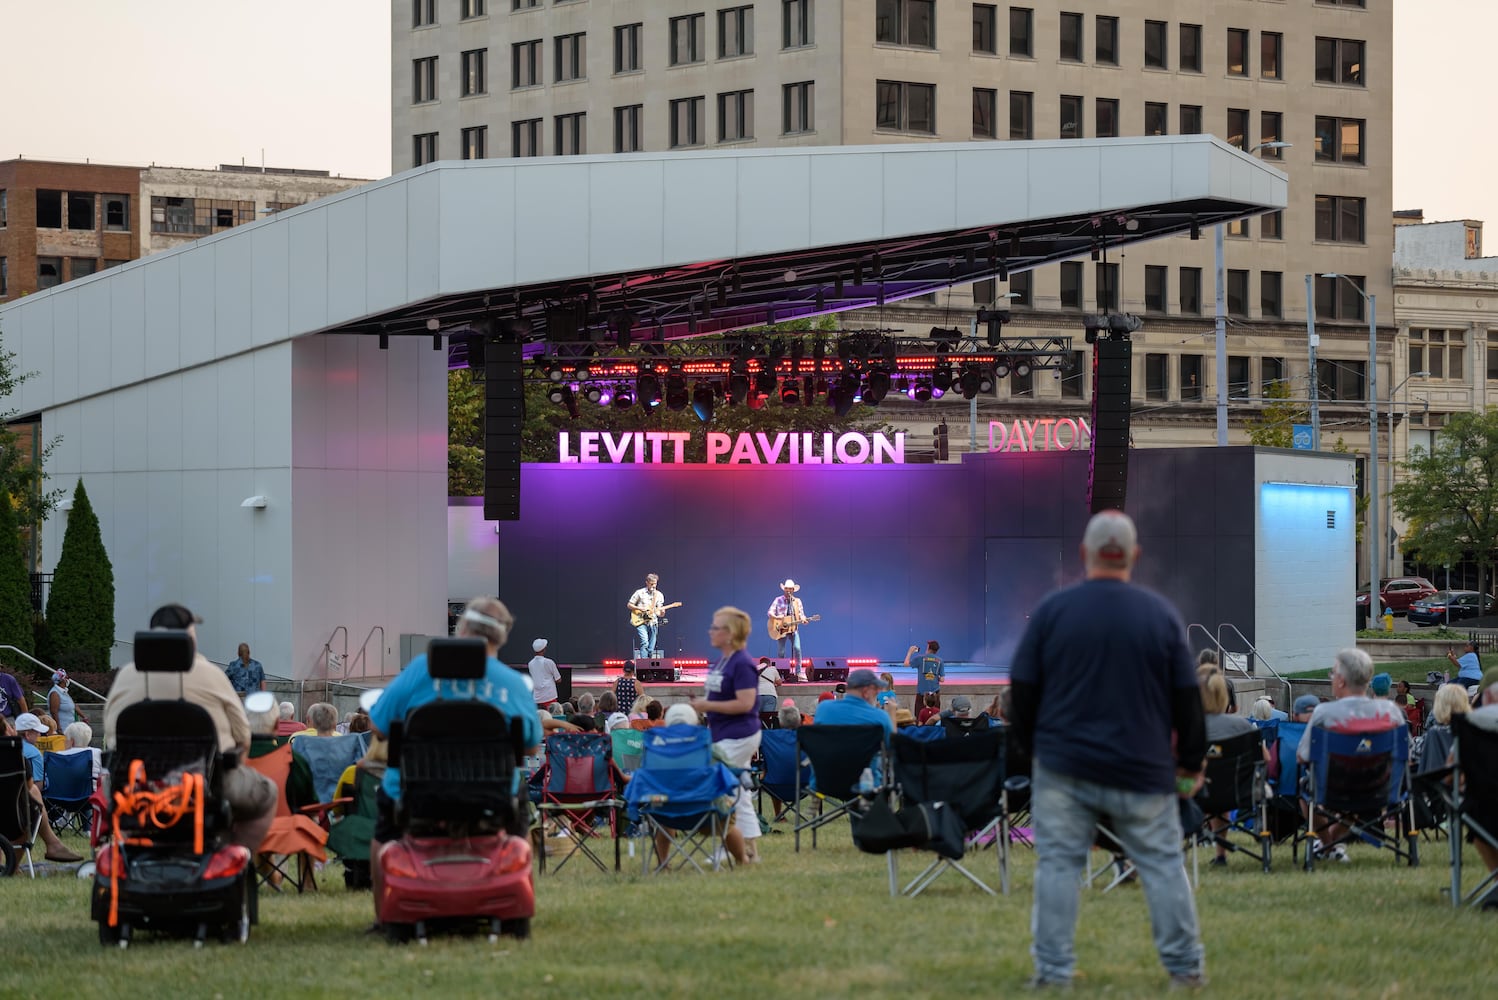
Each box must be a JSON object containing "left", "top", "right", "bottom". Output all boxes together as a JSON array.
[
  {"left": 6, "top": 823, "right": 1495, "bottom": 998},
  {"left": 1286, "top": 658, "right": 1453, "bottom": 683}
]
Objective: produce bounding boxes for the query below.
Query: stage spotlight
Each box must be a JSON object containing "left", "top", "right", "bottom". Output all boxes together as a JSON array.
[
  {"left": 913, "top": 380, "right": 933, "bottom": 402},
  {"left": 638, "top": 373, "right": 662, "bottom": 408},
  {"left": 864, "top": 369, "right": 891, "bottom": 405},
  {"left": 977, "top": 370, "right": 996, "bottom": 394},
  {"left": 828, "top": 384, "right": 856, "bottom": 417},
  {"left": 548, "top": 385, "right": 579, "bottom": 419},
  {"left": 613, "top": 385, "right": 635, "bottom": 409},
  {"left": 780, "top": 380, "right": 800, "bottom": 405},
  {"left": 665, "top": 375, "right": 689, "bottom": 411},
  {"left": 994, "top": 360, "right": 1012, "bottom": 379},
  {"left": 933, "top": 363, "right": 954, "bottom": 392},
  {"left": 547, "top": 385, "right": 565, "bottom": 404},
  {"left": 584, "top": 385, "right": 604, "bottom": 404},
  {"left": 545, "top": 363, "right": 565, "bottom": 383},
  {"left": 838, "top": 371, "right": 860, "bottom": 396},
  {"left": 959, "top": 368, "right": 981, "bottom": 400},
  {"left": 755, "top": 369, "right": 778, "bottom": 397},
  {"left": 803, "top": 376, "right": 817, "bottom": 402},
  {"left": 931, "top": 386, "right": 945, "bottom": 400},
  {"left": 691, "top": 382, "right": 716, "bottom": 422},
  {"left": 728, "top": 373, "right": 750, "bottom": 405},
  {"left": 1014, "top": 361, "right": 1032, "bottom": 378}
]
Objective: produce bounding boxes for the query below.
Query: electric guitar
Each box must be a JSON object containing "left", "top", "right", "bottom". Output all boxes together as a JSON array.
[
  {"left": 767, "top": 613, "right": 820, "bottom": 641},
  {"left": 630, "top": 601, "right": 682, "bottom": 627}
]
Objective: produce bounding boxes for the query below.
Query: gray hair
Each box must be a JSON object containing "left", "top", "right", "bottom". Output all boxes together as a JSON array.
[
  {"left": 248, "top": 704, "right": 279, "bottom": 736},
  {"left": 307, "top": 702, "right": 340, "bottom": 734},
  {"left": 278, "top": 701, "right": 296, "bottom": 720},
  {"left": 457, "top": 595, "right": 513, "bottom": 648},
  {"left": 64, "top": 721, "right": 93, "bottom": 749},
  {"left": 1081, "top": 510, "right": 1138, "bottom": 571},
  {"left": 778, "top": 705, "right": 802, "bottom": 729},
  {"left": 577, "top": 692, "right": 596, "bottom": 714},
  {"left": 1250, "top": 697, "right": 1274, "bottom": 721},
  {"left": 1331, "top": 648, "right": 1374, "bottom": 691}
]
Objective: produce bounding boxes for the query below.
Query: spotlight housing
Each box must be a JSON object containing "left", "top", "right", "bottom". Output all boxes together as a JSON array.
[
  {"left": 780, "top": 381, "right": 800, "bottom": 405},
  {"left": 728, "top": 374, "right": 750, "bottom": 405},
  {"left": 638, "top": 373, "right": 662, "bottom": 408},
  {"left": 613, "top": 385, "right": 635, "bottom": 409},
  {"left": 864, "top": 369, "right": 891, "bottom": 405},
  {"left": 665, "top": 375, "right": 689, "bottom": 411},
  {"left": 959, "top": 368, "right": 981, "bottom": 400},
  {"left": 691, "top": 382, "right": 716, "bottom": 422},
  {"left": 913, "top": 381, "right": 933, "bottom": 402}
]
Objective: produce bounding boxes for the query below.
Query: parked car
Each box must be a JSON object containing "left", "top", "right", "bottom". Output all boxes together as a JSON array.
[
  {"left": 1355, "top": 577, "right": 1438, "bottom": 613},
  {"left": 1408, "top": 591, "right": 1497, "bottom": 627}
]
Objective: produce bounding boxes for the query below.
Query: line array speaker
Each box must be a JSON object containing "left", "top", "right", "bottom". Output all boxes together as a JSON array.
[
  {"left": 1088, "top": 339, "right": 1131, "bottom": 514},
  {"left": 484, "top": 338, "right": 523, "bottom": 521}
]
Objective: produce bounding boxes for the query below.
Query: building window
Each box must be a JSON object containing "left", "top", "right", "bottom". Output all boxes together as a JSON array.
[
  {"left": 35, "top": 190, "right": 62, "bottom": 228},
  {"left": 1059, "top": 261, "right": 1083, "bottom": 309},
  {"left": 413, "top": 56, "right": 438, "bottom": 103},
  {"left": 512, "top": 118, "right": 542, "bottom": 157},
  {"left": 513, "top": 0, "right": 540, "bottom": 7},
  {"left": 1009, "top": 271, "right": 1032, "bottom": 306},
  {"left": 670, "top": 96, "right": 705, "bottom": 147},
  {"left": 1260, "top": 111, "right": 1284, "bottom": 157},
  {"left": 1226, "top": 217, "right": 1247, "bottom": 238},
  {"left": 1488, "top": 332, "right": 1498, "bottom": 380},
  {"left": 1144, "top": 102, "right": 1167, "bottom": 137},
  {"left": 719, "top": 6, "right": 754, "bottom": 57},
  {"left": 1261, "top": 356, "right": 1284, "bottom": 395},
  {"left": 413, "top": 0, "right": 435, "bottom": 28},
  {"left": 413, "top": 132, "right": 438, "bottom": 166},
  {"left": 0, "top": 257, "right": 6, "bottom": 296},
  {"left": 1227, "top": 356, "right": 1251, "bottom": 399},
  {"left": 461, "top": 126, "right": 487, "bottom": 160},
  {"left": 555, "top": 113, "right": 586, "bottom": 155},
  {"left": 461, "top": 49, "right": 487, "bottom": 96},
  {"left": 1009, "top": 91, "right": 1032, "bottom": 139},
  {"left": 1226, "top": 108, "right": 1249, "bottom": 150},
  {"left": 513, "top": 40, "right": 541, "bottom": 88},
  {"left": 671, "top": 14, "right": 705, "bottom": 64},
  {"left": 1316, "top": 359, "right": 1365, "bottom": 400},
  {"left": 1226, "top": 28, "right": 1248, "bottom": 76},
  {"left": 555, "top": 33, "right": 586, "bottom": 82},
  {"left": 1093, "top": 98, "right": 1118, "bottom": 139},
  {"left": 70, "top": 258, "right": 97, "bottom": 281},
  {"left": 973, "top": 4, "right": 997, "bottom": 54},
  {"left": 718, "top": 90, "right": 754, "bottom": 142},
  {"left": 973, "top": 278, "right": 996, "bottom": 307},
  {"left": 615, "top": 23, "right": 642, "bottom": 73},
  {"left": 1145, "top": 353, "right": 1168, "bottom": 401},
  {"left": 1315, "top": 116, "right": 1365, "bottom": 164},
  {"left": 1261, "top": 210, "right": 1283, "bottom": 240},
  {"left": 1316, "top": 37, "right": 1365, "bottom": 85},
  {"left": 1058, "top": 11, "right": 1082, "bottom": 62},
  {"left": 1009, "top": 7, "right": 1032, "bottom": 57},
  {"left": 1317, "top": 0, "right": 1366, "bottom": 6},
  {"left": 1260, "top": 271, "right": 1283, "bottom": 318},
  {"left": 1180, "top": 23, "right": 1202, "bottom": 72},
  {"left": 876, "top": 81, "right": 936, "bottom": 134},
  {"left": 973, "top": 89, "right": 997, "bottom": 138},
  {"left": 1061, "top": 350, "right": 1084, "bottom": 398},
  {"left": 614, "top": 105, "right": 643, "bottom": 152},
  {"left": 1179, "top": 105, "right": 1202, "bottom": 135},
  {"left": 1261, "top": 32, "right": 1282, "bottom": 80},
  {"left": 68, "top": 192, "right": 95, "bottom": 230},
  {"left": 1180, "top": 267, "right": 1202, "bottom": 314},
  {"left": 1144, "top": 265, "right": 1167, "bottom": 313},
  {"left": 1410, "top": 329, "right": 1464, "bottom": 381},
  {"left": 876, "top": 0, "right": 934, "bottom": 48},
  {"left": 783, "top": 0, "right": 813, "bottom": 48},
  {"left": 462, "top": 0, "right": 485, "bottom": 18},
  {"left": 1227, "top": 269, "right": 1249, "bottom": 317},
  {"left": 1180, "top": 354, "right": 1204, "bottom": 401},
  {"left": 1315, "top": 195, "right": 1366, "bottom": 243},
  {"left": 1059, "top": 94, "right": 1082, "bottom": 139},
  {"left": 1096, "top": 262, "right": 1119, "bottom": 311},
  {"left": 1140, "top": 20, "right": 1168, "bottom": 69},
  {"left": 1314, "top": 274, "right": 1366, "bottom": 321},
  {"left": 1095, "top": 15, "right": 1117, "bottom": 65},
  {"left": 0, "top": 190, "right": 6, "bottom": 227},
  {"left": 37, "top": 257, "right": 63, "bottom": 290},
  {"left": 149, "top": 197, "right": 252, "bottom": 235},
  {"left": 783, "top": 81, "right": 814, "bottom": 133}
]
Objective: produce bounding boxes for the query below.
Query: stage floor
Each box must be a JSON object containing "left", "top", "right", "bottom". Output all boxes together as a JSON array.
[{"left": 565, "top": 662, "right": 1011, "bottom": 687}]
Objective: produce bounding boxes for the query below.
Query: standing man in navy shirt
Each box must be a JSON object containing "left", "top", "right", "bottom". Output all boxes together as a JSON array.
[{"left": 1009, "top": 510, "right": 1207, "bottom": 991}]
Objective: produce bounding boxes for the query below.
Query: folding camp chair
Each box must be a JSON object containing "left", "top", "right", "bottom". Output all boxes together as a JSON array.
[
  {"left": 1196, "top": 729, "right": 1273, "bottom": 872},
  {"left": 611, "top": 728, "right": 645, "bottom": 777},
  {"left": 244, "top": 743, "right": 327, "bottom": 893},
  {"left": 43, "top": 750, "right": 95, "bottom": 836},
  {"left": 290, "top": 732, "right": 370, "bottom": 805},
  {"left": 757, "top": 728, "right": 812, "bottom": 829},
  {"left": 1434, "top": 714, "right": 1498, "bottom": 908},
  {"left": 794, "top": 724, "right": 888, "bottom": 852},
  {"left": 0, "top": 736, "right": 44, "bottom": 878},
  {"left": 889, "top": 726, "right": 1009, "bottom": 896},
  {"left": 940, "top": 714, "right": 994, "bottom": 738},
  {"left": 899, "top": 726, "right": 948, "bottom": 744},
  {"left": 537, "top": 732, "right": 621, "bottom": 873},
  {"left": 624, "top": 724, "right": 738, "bottom": 874},
  {"left": 1088, "top": 798, "right": 1203, "bottom": 892},
  {"left": 1300, "top": 724, "right": 1417, "bottom": 872}
]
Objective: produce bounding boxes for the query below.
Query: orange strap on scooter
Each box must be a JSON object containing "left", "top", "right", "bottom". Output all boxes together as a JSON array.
[{"left": 106, "top": 760, "right": 207, "bottom": 927}]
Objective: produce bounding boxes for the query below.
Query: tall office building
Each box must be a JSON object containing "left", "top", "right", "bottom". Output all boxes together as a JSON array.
[{"left": 391, "top": 0, "right": 1392, "bottom": 453}]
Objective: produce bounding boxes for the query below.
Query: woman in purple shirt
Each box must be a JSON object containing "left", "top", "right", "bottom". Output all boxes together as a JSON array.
[{"left": 690, "top": 606, "right": 764, "bottom": 862}]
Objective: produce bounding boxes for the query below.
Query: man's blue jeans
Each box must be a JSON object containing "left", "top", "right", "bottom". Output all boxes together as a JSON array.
[
  {"left": 775, "top": 628, "right": 802, "bottom": 661},
  {"left": 634, "top": 622, "right": 658, "bottom": 659},
  {"left": 1030, "top": 760, "right": 1204, "bottom": 984}
]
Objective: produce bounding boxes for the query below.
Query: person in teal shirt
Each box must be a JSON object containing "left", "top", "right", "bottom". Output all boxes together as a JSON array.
[{"left": 907, "top": 640, "right": 944, "bottom": 709}]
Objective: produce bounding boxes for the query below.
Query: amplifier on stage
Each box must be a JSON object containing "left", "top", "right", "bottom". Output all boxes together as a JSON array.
[
  {"left": 809, "top": 657, "right": 850, "bottom": 683},
  {"left": 635, "top": 658, "right": 682, "bottom": 683},
  {"left": 769, "top": 657, "right": 805, "bottom": 682}
]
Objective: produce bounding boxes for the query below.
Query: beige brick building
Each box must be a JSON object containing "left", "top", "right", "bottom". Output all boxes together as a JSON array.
[{"left": 391, "top": 0, "right": 1392, "bottom": 455}]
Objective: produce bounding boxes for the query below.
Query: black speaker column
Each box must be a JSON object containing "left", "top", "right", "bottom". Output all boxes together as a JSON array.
[
  {"left": 484, "top": 339, "right": 524, "bottom": 521},
  {"left": 1088, "top": 339, "right": 1131, "bottom": 514}
]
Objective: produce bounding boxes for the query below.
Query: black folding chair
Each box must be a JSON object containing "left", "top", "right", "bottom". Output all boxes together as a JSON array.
[
  {"left": 889, "top": 727, "right": 1009, "bottom": 896},
  {"left": 794, "top": 724, "right": 887, "bottom": 851},
  {"left": 1196, "top": 729, "right": 1273, "bottom": 872},
  {"left": 0, "top": 736, "right": 44, "bottom": 878},
  {"left": 1434, "top": 715, "right": 1498, "bottom": 908}
]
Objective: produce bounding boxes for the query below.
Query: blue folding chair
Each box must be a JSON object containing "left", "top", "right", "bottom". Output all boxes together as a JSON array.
[
  {"left": 625, "top": 725, "right": 738, "bottom": 874},
  {"left": 291, "top": 732, "right": 370, "bottom": 804},
  {"left": 1301, "top": 724, "right": 1417, "bottom": 871},
  {"left": 900, "top": 726, "right": 948, "bottom": 744},
  {"left": 43, "top": 751, "right": 95, "bottom": 836},
  {"left": 758, "top": 728, "right": 812, "bottom": 828}
]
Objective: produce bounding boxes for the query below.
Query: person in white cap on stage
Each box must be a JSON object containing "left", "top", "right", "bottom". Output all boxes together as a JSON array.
[
  {"left": 528, "top": 638, "right": 561, "bottom": 709},
  {"left": 767, "top": 579, "right": 812, "bottom": 669}
]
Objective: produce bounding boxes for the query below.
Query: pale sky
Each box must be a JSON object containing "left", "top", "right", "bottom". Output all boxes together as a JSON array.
[{"left": 0, "top": 2, "right": 1490, "bottom": 228}]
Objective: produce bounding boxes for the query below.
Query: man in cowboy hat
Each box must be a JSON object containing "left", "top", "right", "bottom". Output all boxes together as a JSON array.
[{"left": 767, "top": 579, "right": 810, "bottom": 669}]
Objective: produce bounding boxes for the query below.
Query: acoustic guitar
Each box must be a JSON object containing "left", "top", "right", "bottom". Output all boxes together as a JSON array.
[
  {"left": 767, "top": 613, "right": 821, "bottom": 641},
  {"left": 630, "top": 601, "right": 682, "bottom": 627}
]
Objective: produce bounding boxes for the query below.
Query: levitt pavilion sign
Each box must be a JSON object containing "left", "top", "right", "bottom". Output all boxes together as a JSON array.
[{"left": 557, "top": 430, "right": 905, "bottom": 464}]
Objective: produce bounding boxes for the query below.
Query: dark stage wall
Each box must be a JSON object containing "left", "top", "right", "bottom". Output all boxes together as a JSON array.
[{"left": 494, "top": 447, "right": 1257, "bottom": 667}]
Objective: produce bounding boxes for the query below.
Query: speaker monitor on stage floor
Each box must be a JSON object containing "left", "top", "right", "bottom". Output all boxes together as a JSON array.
[
  {"left": 769, "top": 657, "right": 805, "bottom": 682},
  {"left": 484, "top": 338, "right": 524, "bottom": 521},
  {"left": 636, "top": 659, "right": 682, "bottom": 683},
  {"left": 1088, "top": 338, "right": 1132, "bottom": 514},
  {"left": 810, "top": 658, "right": 850, "bottom": 683},
  {"left": 555, "top": 666, "right": 573, "bottom": 704}
]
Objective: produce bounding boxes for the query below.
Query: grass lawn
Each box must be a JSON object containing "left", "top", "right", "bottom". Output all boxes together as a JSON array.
[
  {"left": 5, "top": 821, "right": 1494, "bottom": 999},
  {"left": 1285, "top": 658, "right": 1454, "bottom": 683}
]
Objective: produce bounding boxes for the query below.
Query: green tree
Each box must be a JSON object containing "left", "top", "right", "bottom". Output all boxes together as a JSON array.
[
  {"left": 449, "top": 369, "right": 485, "bottom": 496},
  {"left": 0, "top": 327, "right": 64, "bottom": 534},
  {"left": 45, "top": 479, "right": 115, "bottom": 671},
  {"left": 1391, "top": 408, "right": 1498, "bottom": 599},
  {"left": 1245, "top": 379, "right": 1306, "bottom": 448},
  {"left": 0, "top": 493, "right": 35, "bottom": 657}
]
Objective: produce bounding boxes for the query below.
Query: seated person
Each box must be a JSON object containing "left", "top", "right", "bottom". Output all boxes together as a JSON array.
[
  {"left": 1197, "top": 666, "right": 1260, "bottom": 866},
  {"left": 778, "top": 702, "right": 804, "bottom": 730},
  {"left": 876, "top": 672, "right": 898, "bottom": 710},
  {"left": 103, "top": 604, "right": 278, "bottom": 852},
  {"left": 1465, "top": 669, "right": 1498, "bottom": 907},
  {"left": 1418, "top": 683, "right": 1470, "bottom": 774},
  {"left": 894, "top": 708, "right": 917, "bottom": 730},
  {"left": 916, "top": 692, "right": 941, "bottom": 725},
  {"left": 593, "top": 691, "right": 619, "bottom": 732},
  {"left": 367, "top": 596, "right": 542, "bottom": 845},
  {"left": 627, "top": 694, "right": 651, "bottom": 723},
  {"left": 649, "top": 703, "right": 746, "bottom": 867},
  {"left": 1251, "top": 696, "right": 1288, "bottom": 723},
  {"left": 247, "top": 694, "right": 315, "bottom": 809},
  {"left": 34, "top": 713, "right": 65, "bottom": 753},
  {"left": 274, "top": 701, "right": 305, "bottom": 737},
  {"left": 10, "top": 713, "right": 84, "bottom": 862},
  {"left": 571, "top": 693, "right": 597, "bottom": 730},
  {"left": 812, "top": 669, "right": 895, "bottom": 733},
  {"left": 296, "top": 702, "right": 339, "bottom": 739},
  {"left": 57, "top": 720, "right": 102, "bottom": 784},
  {"left": 631, "top": 700, "right": 666, "bottom": 731},
  {"left": 345, "top": 709, "right": 372, "bottom": 735}
]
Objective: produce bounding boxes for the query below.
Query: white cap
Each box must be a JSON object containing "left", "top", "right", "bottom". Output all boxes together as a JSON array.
[
  {"left": 664, "top": 703, "right": 700, "bottom": 726},
  {"left": 604, "top": 711, "right": 630, "bottom": 733},
  {"left": 532, "top": 638, "right": 548, "bottom": 652},
  {"left": 15, "top": 712, "right": 49, "bottom": 734}
]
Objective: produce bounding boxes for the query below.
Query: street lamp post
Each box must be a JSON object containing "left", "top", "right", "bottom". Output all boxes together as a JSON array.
[
  {"left": 1386, "top": 371, "right": 1429, "bottom": 575},
  {"left": 1323, "top": 273, "right": 1378, "bottom": 620}
]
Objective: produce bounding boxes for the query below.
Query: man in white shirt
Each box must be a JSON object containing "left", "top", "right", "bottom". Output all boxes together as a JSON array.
[
  {"left": 528, "top": 638, "right": 561, "bottom": 708},
  {"left": 626, "top": 574, "right": 666, "bottom": 659}
]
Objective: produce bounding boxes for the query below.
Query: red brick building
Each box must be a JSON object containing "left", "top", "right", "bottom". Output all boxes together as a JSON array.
[{"left": 0, "top": 159, "right": 142, "bottom": 303}]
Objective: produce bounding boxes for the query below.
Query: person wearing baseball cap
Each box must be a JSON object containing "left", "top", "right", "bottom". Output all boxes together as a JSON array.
[
  {"left": 10, "top": 712, "right": 84, "bottom": 862},
  {"left": 811, "top": 667, "right": 894, "bottom": 733},
  {"left": 1292, "top": 695, "right": 1320, "bottom": 722},
  {"left": 527, "top": 638, "right": 561, "bottom": 708}
]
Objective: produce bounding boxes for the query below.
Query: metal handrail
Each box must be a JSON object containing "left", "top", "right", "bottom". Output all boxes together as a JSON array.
[
  {"left": 347, "top": 626, "right": 386, "bottom": 680},
  {"left": 317, "top": 626, "right": 348, "bottom": 681},
  {"left": 1215, "top": 623, "right": 1294, "bottom": 705},
  {"left": 1186, "top": 624, "right": 1294, "bottom": 707},
  {"left": 0, "top": 644, "right": 108, "bottom": 702}
]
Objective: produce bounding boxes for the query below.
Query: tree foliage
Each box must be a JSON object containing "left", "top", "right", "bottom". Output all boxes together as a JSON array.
[
  {"left": 0, "top": 328, "right": 64, "bottom": 532},
  {"left": 449, "top": 370, "right": 486, "bottom": 496},
  {"left": 45, "top": 479, "right": 115, "bottom": 671},
  {"left": 0, "top": 493, "right": 35, "bottom": 657},
  {"left": 1391, "top": 408, "right": 1498, "bottom": 599},
  {"left": 1245, "top": 379, "right": 1306, "bottom": 448}
]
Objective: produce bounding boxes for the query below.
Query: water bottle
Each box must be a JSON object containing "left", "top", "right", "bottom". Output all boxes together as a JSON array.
[{"left": 856, "top": 766, "right": 876, "bottom": 794}]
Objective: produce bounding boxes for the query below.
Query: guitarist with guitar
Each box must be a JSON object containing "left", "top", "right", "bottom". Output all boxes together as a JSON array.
[
  {"left": 627, "top": 573, "right": 681, "bottom": 659},
  {"left": 766, "top": 579, "right": 820, "bottom": 672}
]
